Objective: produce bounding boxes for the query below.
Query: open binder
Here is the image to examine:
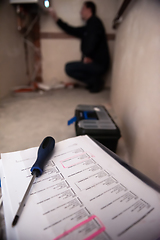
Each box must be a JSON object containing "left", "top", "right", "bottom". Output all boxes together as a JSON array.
[{"left": 1, "top": 135, "right": 160, "bottom": 240}]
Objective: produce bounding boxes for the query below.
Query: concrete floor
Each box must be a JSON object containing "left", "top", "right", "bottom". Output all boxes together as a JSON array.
[{"left": 0, "top": 87, "right": 115, "bottom": 154}]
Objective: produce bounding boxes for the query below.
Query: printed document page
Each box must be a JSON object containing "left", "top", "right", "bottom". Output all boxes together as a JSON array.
[{"left": 1, "top": 135, "right": 160, "bottom": 240}]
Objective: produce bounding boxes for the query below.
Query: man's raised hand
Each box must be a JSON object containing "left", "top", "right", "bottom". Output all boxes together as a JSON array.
[{"left": 48, "top": 8, "right": 58, "bottom": 22}]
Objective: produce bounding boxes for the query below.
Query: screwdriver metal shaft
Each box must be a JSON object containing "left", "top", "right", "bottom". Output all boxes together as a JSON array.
[
  {"left": 12, "top": 136, "right": 55, "bottom": 227},
  {"left": 12, "top": 173, "right": 36, "bottom": 226}
]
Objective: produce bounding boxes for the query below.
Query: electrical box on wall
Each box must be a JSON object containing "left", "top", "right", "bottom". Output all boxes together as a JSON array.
[
  {"left": 10, "top": 0, "right": 50, "bottom": 5},
  {"left": 10, "top": 0, "right": 50, "bottom": 9},
  {"left": 10, "top": 0, "right": 39, "bottom": 3}
]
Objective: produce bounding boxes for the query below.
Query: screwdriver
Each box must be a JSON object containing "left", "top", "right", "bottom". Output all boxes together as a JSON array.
[{"left": 12, "top": 136, "right": 55, "bottom": 227}]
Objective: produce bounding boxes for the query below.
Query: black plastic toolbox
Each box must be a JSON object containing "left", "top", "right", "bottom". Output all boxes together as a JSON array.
[{"left": 75, "top": 105, "right": 121, "bottom": 152}]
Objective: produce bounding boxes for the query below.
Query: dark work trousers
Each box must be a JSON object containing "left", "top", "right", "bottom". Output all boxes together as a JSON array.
[{"left": 65, "top": 61, "right": 107, "bottom": 91}]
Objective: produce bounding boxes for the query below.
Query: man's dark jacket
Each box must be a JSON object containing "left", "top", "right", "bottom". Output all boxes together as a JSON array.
[{"left": 57, "top": 16, "right": 110, "bottom": 69}]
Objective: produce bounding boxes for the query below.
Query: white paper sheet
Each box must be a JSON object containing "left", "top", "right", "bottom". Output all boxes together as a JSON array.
[{"left": 1, "top": 135, "right": 160, "bottom": 240}]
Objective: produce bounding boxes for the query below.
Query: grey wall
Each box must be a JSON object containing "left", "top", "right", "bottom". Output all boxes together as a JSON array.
[
  {"left": 111, "top": 0, "right": 160, "bottom": 184},
  {"left": 0, "top": 1, "right": 29, "bottom": 99}
]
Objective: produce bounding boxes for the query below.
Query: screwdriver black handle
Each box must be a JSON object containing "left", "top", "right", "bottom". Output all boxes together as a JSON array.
[{"left": 30, "top": 136, "right": 55, "bottom": 177}]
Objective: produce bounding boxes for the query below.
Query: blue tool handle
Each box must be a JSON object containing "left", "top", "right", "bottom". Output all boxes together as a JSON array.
[{"left": 30, "top": 136, "right": 55, "bottom": 177}]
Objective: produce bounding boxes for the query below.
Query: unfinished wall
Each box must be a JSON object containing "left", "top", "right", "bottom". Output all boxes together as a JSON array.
[
  {"left": 0, "top": 1, "right": 29, "bottom": 99},
  {"left": 40, "top": 0, "right": 120, "bottom": 86},
  {"left": 111, "top": 0, "right": 160, "bottom": 184}
]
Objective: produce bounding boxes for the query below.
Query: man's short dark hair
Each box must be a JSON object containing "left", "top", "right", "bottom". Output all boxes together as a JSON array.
[{"left": 84, "top": 1, "right": 96, "bottom": 16}]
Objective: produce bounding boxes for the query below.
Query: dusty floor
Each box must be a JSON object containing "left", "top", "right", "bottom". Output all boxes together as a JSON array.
[
  {"left": 0, "top": 86, "right": 128, "bottom": 160},
  {"left": 0, "top": 87, "right": 112, "bottom": 153}
]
